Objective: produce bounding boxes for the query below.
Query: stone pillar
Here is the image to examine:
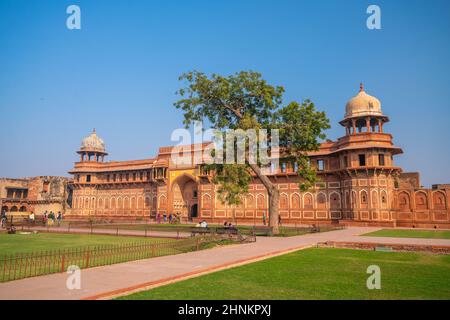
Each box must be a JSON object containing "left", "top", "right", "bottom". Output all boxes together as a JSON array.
[
  {"left": 366, "top": 117, "right": 371, "bottom": 132},
  {"left": 378, "top": 119, "right": 383, "bottom": 133},
  {"left": 352, "top": 119, "right": 356, "bottom": 135}
]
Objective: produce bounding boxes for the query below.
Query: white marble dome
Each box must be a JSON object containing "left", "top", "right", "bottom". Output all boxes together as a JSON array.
[
  {"left": 345, "top": 84, "right": 383, "bottom": 119},
  {"left": 80, "top": 129, "right": 106, "bottom": 153}
]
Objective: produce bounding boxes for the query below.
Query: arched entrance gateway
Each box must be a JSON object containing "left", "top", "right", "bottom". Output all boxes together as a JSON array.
[{"left": 170, "top": 174, "right": 198, "bottom": 221}]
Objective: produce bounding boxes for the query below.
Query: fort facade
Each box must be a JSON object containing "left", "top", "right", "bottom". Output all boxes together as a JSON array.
[{"left": 65, "top": 85, "right": 450, "bottom": 228}]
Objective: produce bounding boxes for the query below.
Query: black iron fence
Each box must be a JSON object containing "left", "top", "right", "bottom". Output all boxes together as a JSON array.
[{"left": 0, "top": 235, "right": 236, "bottom": 283}]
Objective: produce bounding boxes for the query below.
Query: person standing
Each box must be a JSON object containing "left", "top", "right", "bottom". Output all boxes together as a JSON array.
[
  {"left": 278, "top": 215, "right": 282, "bottom": 227},
  {"left": 43, "top": 211, "right": 48, "bottom": 226},
  {"left": 1, "top": 209, "right": 7, "bottom": 228},
  {"left": 262, "top": 212, "right": 267, "bottom": 226},
  {"left": 29, "top": 211, "right": 35, "bottom": 225},
  {"left": 57, "top": 211, "right": 62, "bottom": 227}
]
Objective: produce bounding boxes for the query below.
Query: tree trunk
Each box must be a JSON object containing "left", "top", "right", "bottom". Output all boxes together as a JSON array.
[
  {"left": 268, "top": 187, "right": 280, "bottom": 235},
  {"left": 248, "top": 163, "right": 280, "bottom": 234}
]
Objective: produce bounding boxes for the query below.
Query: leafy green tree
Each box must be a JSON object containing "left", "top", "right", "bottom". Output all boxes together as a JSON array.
[{"left": 174, "top": 71, "right": 330, "bottom": 234}]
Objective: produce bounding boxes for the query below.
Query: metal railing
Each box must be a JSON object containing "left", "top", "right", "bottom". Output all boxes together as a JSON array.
[{"left": 0, "top": 235, "right": 227, "bottom": 283}]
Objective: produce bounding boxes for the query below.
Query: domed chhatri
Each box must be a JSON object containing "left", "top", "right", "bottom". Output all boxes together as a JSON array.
[
  {"left": 77, "top": 129, "right": 108, "bottom": 162},
  {"left": 80, "top": 128, "right": 106, "bottom": 153},
  {"left": 339, "top": 84, "right": 389, "bottom": 135},
  {"left": 344, "top": 83, "right": 383, "bottom": 119}
]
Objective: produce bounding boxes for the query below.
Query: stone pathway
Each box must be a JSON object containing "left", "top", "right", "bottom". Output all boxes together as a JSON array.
[{"left": 1, "top": 226, "right": 449, "bottom": 300}]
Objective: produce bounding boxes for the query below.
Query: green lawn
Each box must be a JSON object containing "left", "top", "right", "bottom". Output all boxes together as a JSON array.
[
  {"left": 0, "top": 232, "right": 174, "bottom": 255},
  {"left": 363, "top": 229, "right": 450, "bottom": 240},
  {"left": 119, "top": 248, "right": 450, "bottom": 300}
]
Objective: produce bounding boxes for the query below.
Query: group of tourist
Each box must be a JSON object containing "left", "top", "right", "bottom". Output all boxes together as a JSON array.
[
  {"left": 222, "top": 221, "right": 237, "bottom": 230},
  {"left": 155, "top": 212, "right": 180, "bottom": 224},
  {"left": 39, "top": 211, "right": 63, "bottom": 226}
]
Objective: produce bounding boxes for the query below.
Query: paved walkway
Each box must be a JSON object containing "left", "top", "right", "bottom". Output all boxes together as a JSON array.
[{"left": 1, "top": 227, "right": 450, "bottom": 300}]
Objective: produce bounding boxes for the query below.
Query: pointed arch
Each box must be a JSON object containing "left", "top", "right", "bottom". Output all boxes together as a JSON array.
[
  {"left": 202, "top": 193, "right": 212, "bottom": 209},
  {"left": 246, "top": 194, "right": 255, "bottom": 209},
  {"left": 303, "top": 193, "right": 314, "bottom": 209},
  {"left": 257, "top": 193, "right": 266, "bottom": 209},
  {"left": 398, "top": 191, "right": 411, "bottom": 211},
  {"left": 291, "top": 192, "right": 301, "bottom": 209},
  {"left": 117, "top": 197, "right": 123, "bottom": 209},
  {"left": 380, "top": 190, "right": 388, "bottom": 209},
  {"left": 138, "top": 196, "right": 144, "bottom": 209},
  {"left": 279, "top": 192, "right": 289, "bottom": 209},
  {"left": 360, "top": 190, "right": 368, "bottom": 209},
  {"left": 371, "top": 190, "right": 378, "bottom": 208},
  {"left": 316, "top": 192, "right": 327, "bottom": 209},
  {"left": 158, "top": 194, "right": 167, "bottom": 209},
  {"left": 415, "top": 191, "right": 428, "bottom": 210},
  {"left": 432, "top": 191, "right": 447, "bottom": 210},
  {"left": 329, "top": 191, "right": 341, "bottom": 209}
]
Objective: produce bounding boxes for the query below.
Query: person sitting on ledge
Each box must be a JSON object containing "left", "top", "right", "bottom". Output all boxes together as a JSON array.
[
  {"left": 8, "top": 224, "right": 16, "bottom": 234},
  {"left": 200, "top": 220, "right": 208, "bottom": 228}
]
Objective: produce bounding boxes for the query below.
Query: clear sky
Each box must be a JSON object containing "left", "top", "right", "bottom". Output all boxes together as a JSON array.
[{"left": 0, "top": 0, "right": 449, "bottom": 187}]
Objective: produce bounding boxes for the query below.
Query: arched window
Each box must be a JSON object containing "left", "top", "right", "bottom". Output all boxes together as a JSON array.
[
  {"left": 398, "top": 192, "right": 411, "bottom": 211},
  {"left": 415, "top": 192, "right": 428, "bottom": 210},
  {"left": 279, "top": 193, "right": 289, "bottom": 209},
  {"left": 246, "top": 194, "right": 255, "bottom": 209},
  {"left": 371, "top": 190, "right": 378, "bottom": 207},
  {"left": 257, "top": 194, "right": 266, "bottom": 209},
  {"left": 159, "top": 195, "right": 167, "bottom": 208},
  {"left": 202, "top": 194, "right": 212, "bottom": 209},
  {"left": 433, "top": 192, "right": 447, "bottom": 210},
  {"left": 351, "top": 191, "right": 357, "bottom": 209},
  {"left": 330, "top": 193, "right": 340, "bottom": 209},
  {"left": 304, "top": 193, "right": 313, "bottom": 209},
  {"left": 317, "top": 193, "right": 326, "bottom": 209},
  {"left": 291, "top": 193, "right": 301, "bottom": 209},
  {"left": 361, "top": 191, "right": 368, "bottom": 204}
]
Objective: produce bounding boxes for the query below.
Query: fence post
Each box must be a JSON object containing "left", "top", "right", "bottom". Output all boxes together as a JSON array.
[
  {"left": 196, "top": 237, "right": 200, "bottom": 251},
  {"left": 116, "top": 227, "right": 119, "bottom": 237},
  {"left": 85, "top": 249, "right": 90, "bottom": 268},
  {"left": 90, "top": 223, "right": 93, "bottom": 235},
  {"left": 61, "top": 254, "right": 65, "bottom": 272}
]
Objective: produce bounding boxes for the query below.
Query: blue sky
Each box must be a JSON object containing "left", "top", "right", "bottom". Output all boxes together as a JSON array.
[{"left": 0, "top": 0, "right": 449, "bottom": 187}]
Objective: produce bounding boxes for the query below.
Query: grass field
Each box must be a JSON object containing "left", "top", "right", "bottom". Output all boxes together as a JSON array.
[
  {"left": 119, "top": 248, "right": 450, "bottom": 300},
  {"left": 363, "top": 229, "right": 450, "bottom": 240},
  {"left": 0, "top": 232, "right": 175, "bottom": 255}
]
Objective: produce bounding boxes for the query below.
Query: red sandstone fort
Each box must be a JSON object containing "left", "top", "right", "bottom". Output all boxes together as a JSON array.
[{"left": 1, "top": 85, "right": 449, "bottom": 228}]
